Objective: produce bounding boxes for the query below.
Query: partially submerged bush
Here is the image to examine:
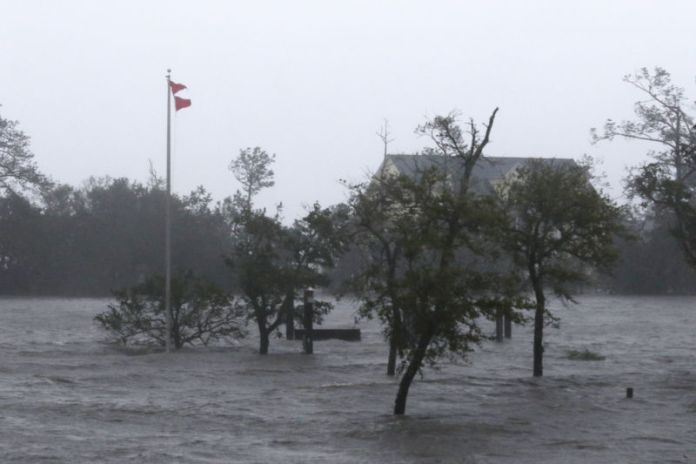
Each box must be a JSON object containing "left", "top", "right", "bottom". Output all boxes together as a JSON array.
[
  {"left": 566, "top": 348, "right": 605, "bottom": 361},
  {"left": 95, "top": 272, "right": 245, "bottom": 349}
]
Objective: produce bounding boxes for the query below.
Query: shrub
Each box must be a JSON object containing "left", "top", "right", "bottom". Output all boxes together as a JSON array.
[
  {"left": 566, "top": 348, "right": 605, "bottom": 361},
  {"left": 95, "top": 272, "right": 245, "bottom": 349}
]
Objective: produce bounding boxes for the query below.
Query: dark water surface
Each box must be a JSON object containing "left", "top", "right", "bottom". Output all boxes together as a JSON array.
[{"left": 0, "top": 296, "right": 694, "bottom": 463}]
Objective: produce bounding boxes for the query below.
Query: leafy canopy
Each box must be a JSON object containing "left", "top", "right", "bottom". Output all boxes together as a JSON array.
[
  {"left": 497, "top": 159, "right": 627, "bottom": 299},
  {"left": 0, "top": 108, "right": 48, "bottom": 194},
  {"left": 95, "top": 272, "right": 244, "bottom": 349},
  {"left": 592, "top": 67, "right": 696, "bottom": 266}
]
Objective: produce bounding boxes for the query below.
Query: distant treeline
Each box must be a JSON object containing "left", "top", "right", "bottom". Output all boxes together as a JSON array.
[
  {"left": 607, "top": 209, "right": 696, "bottom": 294},
  {"left": 0, "top": 176, "right": 693, "bottom": 296},
  {"left": 0, "top": 178, "right": 234, "bottom": 296}
]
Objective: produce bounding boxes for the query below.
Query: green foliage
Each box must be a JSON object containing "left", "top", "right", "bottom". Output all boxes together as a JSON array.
[
  {"left": 0, "top": 177, "right": 234, "bottom": 295},
  {"left": 593, "top": 67, "right": 696, "bottom": 269},
  {"left": 0, "top": 108, "right": 49, "bottom": 194},
  {"left": 229, "top": 147, "right": 276, "bottom": 210},
  {"left": 95, "top": 272, "right": 244, "bottom": 349},
  {"left": 228, "top": 209, "right": 292, "bottom": 337},
  {"left": 352, "top": 168, "right": 521, "bottom": 362},
  {"left": 0, "top": 192, "right": 46, "bottom": 292},
  {"left": 495, "top": 158, "right": 626, "bottom": 376},
  {"left": 228, "top": 204, "right": 347, "bottom": 342},
  {"left": 225, "top": 148, "right": 348, "bottom": 354},
  {"left": 0, "top": 109, "right": 49, "bottom": 293},
  {"left": 566, "top": 349, "right": 605, "bottom": 361},
  {"left": 607, "top": 207, "right": 696, "bottom": 294},
  {"left": 348, "top": 108, "right": 530, "bottom": 414},
  {"left": 498, "top": 159, "right": 627, "bottom": 298}
]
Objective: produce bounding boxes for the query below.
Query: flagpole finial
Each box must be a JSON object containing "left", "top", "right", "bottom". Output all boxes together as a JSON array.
[{"left": 166, "top": 69, "right": 171, "bottom": 81}]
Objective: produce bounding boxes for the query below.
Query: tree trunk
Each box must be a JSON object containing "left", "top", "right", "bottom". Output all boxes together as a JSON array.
[
  {"left": 283, "top": 290, "right": 295, "bottom": 340},
  {"left": 171, "top": 319, "right": 182, "bottom": 349},
  {"left": 259, "top": 330, "right": 270, "bottom": 354},
  {"left": 387, "top": 306, "right": 401, "bottom": 376},
  {"left": 303, "top": 290, "right": 314, "bottom": 354},
  {"left": 387, "top": 339, "right": 397, "bottom": 376},
  {"left": 258, "top": 320, "right": 270, "bottom": 355},
  {"left": 393, "top": 328, "right": 432, "bottom": 415},
  {"left": 532, "top": 286, "right": 545, "bottom": 377}
]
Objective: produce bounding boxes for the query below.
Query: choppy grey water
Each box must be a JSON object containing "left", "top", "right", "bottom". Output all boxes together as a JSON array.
[{"left": 0, "top": 296, "right": 694, "bottom": 463}]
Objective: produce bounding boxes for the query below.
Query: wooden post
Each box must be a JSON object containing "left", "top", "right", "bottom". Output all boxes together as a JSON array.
[
  {"left": 303, "top": 288, "right": 314, "bottom": 354},
  {"left": 504, "top": 312, "right": 512, "bottom": 338},
  {"left": 286, "top": 311, "right": 295, "bottom": 340},
  {"left": 495, "top": 310, "right": 503, "bottom": 343},
  {"left": 285, "top": 292, "right": 295, "bottom": 340}
]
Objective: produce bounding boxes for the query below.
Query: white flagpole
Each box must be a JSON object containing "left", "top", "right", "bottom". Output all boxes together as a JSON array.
[{"left": 164, "top": 69, "right": 173, "bottom": 353}]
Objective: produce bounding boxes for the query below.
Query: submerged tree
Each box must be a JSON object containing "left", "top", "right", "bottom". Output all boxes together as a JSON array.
[
  {"left": 496, "top": 159, "right": 626, "bottom": 377},
  {"left": 228, "top": 209, "right": 290, "bottom": 354},
  {"left": 350, "top": 109, "right": 526, "bottom": 415},
  {"left": 348, "top": 178, "right": 404, "bottom": 376},
  {"left": 282, "top": 202, "right": 350, "bottom": 337},
  {"left": 592, "top": 67, "right": 696, "bottom": 269},
  {"left": 226, "top": 148, "right": 346, "bottom": 354},
  {"left": 95, "top": 272, "right": 245, "bottom": 348}
]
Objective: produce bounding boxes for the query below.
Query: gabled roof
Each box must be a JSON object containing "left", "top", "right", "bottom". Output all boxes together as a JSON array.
[{"left": 379, "top": 154, "right": 576, "bottom": 195}]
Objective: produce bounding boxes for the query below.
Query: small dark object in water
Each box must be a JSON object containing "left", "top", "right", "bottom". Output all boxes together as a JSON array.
[
  {"left": 293, "top": 328, "right": 361, "bottom": 342},
  {"left": 566, "top": 349, "right": 605, "bottom": 361},
  {"left": 626, "top": 387, "right": 634, "bottom": 399}
]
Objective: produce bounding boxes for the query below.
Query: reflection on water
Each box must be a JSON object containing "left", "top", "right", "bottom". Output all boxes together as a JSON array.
[{"left": 0, "top": 296, "right": 694, "bottom": 463}]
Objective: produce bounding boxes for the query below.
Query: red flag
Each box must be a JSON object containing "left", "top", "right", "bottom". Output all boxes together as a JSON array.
[
  {"left": 170, "top": 81, "right": 187, "bottom": 94},
  {"left": 174, "top": 96, "right": 191, "bottom": 111}
]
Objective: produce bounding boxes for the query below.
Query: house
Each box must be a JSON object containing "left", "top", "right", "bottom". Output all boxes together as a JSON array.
[{"left": 375, "top": 154, "right": 578, "bottom": 196}]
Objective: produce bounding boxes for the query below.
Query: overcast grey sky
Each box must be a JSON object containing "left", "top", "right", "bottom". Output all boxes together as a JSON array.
[{"left": 2, "top": 0, "right": 695, "bottom": 219}]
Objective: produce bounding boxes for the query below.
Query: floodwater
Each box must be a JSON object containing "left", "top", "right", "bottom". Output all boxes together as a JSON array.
[{"left": 0, "top": 296, "right": 694, "bottom": 463}]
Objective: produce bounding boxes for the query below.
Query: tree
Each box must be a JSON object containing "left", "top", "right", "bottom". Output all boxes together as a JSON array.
[
  {"left": 0, "top": 177, "right": 235, "bottom": 296},
  {"left": 228, "top": 208, "right": 291, "bottom": 354},
  {"left": 0, "top": 192, "right": 46, "bottom": 293},
  {"left": 226, "top": 147, "right": 288, "bottom": 354},
  {"left": 350, "top": 109, "right": 524, "bottom": 415},
  {"left": 229, "top": 147, "right": 275, "bottom": 210},
  {"left": 348, "top": 178, "right": 405, "bottom": 376},
  {"left": 592, "top": 67, "right": 696, "bottom": 269},
  {"left": 0, "top": 109, "right": 48, "bottom": 294},
  {"left": 64, "top": 178, "right": 232, "bottom": 294},
  {"left": 0, "top": 108, "right": 48, "bottom": 194},
  {"left": 95, "top": 272, "right": 245, "bottom": 349},
  {"left": 282, "top": 202, "right": 350, "bottom": 337},
  {"left": 226, "top": 148, "right": 345, "bottom": 354},
  {"left": 496, "top": 159, "right": 626, "bottom": 377},
  {"left": 351, "top": 109, "right": 505, "bottom": 378}
]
